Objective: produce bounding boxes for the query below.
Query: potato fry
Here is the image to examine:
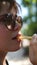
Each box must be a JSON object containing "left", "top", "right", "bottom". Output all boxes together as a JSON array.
[{"left": 18, "top": 35, "right": 32, "bottom": 40}]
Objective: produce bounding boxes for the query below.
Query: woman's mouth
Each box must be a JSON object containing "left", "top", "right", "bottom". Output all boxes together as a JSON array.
[
  {"left": 12, "top": 36, "right": 17, "bottom": 40},
  {"left": 12, "top": 34, "right": 22, "bottom": 42},
  {"left": 12, "top": 34, "right": 22, "bottom": 48}
]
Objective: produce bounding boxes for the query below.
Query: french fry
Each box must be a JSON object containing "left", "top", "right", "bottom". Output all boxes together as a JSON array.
[{"left": 18, "top": 35, "right": 32, "bottom": 40}]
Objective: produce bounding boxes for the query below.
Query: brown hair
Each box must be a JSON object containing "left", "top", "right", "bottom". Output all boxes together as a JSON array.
[
  {"left": 0, "top": 0, "right": 22, "bottom": 25},
  {"left": 0, "top": 0, "right": 21, "bottom": 13}
]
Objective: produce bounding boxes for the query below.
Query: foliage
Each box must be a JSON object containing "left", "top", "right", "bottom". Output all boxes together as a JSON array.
[
  {"left": 27, "top": 22, "right": 37, "bottom": 36},
  {"left": 22, "top": 0, "right": 36, "bottom": 7},
  {"left": 22, "top": 0, "right": 31, "bottom": 7},
  {"left": 21, "top": 0, "right": 37, "bottom": 36}
]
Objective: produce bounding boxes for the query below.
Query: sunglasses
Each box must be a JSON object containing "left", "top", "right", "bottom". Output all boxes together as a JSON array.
[{"left": 0, "top": 13, "right": 22, "bottom": 31}]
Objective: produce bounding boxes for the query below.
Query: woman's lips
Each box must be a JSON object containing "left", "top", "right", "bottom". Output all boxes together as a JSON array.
[
  {"left": 12, "top": 34, "right": 22, "bottom": 48},
  {"left": 12, "top": 34, "right": 22, "bottom": 41},
  {"left": 12, "top": 36, "right": 17, "bottom": 40}
]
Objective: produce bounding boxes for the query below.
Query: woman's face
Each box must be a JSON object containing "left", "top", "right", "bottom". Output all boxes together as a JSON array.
[{"left": 0, "top": 1, "right": 21, "bottom": 52}]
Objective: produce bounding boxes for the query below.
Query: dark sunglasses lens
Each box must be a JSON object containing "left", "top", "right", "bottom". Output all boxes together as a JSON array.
[
  {"left": 0, "top": 13, "right": 22, "bottom": 30},
  {"left": 3, "top": 14, "right": 16, "bottom": 29},
  {"left": 3, "top": 14, "right": 12, "bottom": 24}
]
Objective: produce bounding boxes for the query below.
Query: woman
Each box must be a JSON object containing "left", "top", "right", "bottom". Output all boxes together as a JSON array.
[
  {"left": 0, "top": 0, "right": 22, "bottom": 65},
  {"left": 29, "top": 34, "right": 37, "bottom": 65},
  {"left": 0, "top": 0, "right": 37, "bottom": 65}
]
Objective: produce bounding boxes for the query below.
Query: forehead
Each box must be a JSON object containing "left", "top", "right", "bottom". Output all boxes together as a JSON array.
[{"left": 0, "top": 1, "right": 10, "bottom": 15}]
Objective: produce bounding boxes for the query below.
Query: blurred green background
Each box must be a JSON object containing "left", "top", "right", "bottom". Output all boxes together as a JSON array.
[
  {"left": 21, "top": 0, "right": 37, "bottom": 36},
  {"left": 20, "top": 0, "right": 37, "bottom": 56}
]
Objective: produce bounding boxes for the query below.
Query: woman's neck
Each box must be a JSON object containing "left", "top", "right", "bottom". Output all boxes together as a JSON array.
[{"left": 0, "top": 51, "right": 7, "bottom": 65}]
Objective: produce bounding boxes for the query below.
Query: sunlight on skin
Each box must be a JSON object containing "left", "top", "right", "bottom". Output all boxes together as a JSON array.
[{"left": 7, "top": 25, "right": 12, "bottom": 30}]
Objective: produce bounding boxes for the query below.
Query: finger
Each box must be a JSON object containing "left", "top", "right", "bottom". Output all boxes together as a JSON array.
[{"left": 30, "top": 34, "right": 37, "bottom": 45}]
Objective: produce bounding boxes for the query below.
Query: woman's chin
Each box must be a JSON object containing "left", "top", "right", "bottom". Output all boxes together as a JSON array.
[
  {"left": 0, "top": 39, "right": 21, "bottom": 52},
  {"left": 8, "top": 39, "right": 21, "bottom": 51}
]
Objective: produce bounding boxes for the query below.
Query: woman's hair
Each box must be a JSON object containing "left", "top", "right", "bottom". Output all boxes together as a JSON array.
[
  {"left": 0, "top": 0, "right": 22, "bottom": 26},
  {"left": 0, "top": 0, "right": 21, "bottom": 13}
]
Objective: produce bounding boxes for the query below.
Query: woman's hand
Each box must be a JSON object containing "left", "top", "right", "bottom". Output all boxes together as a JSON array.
[{"left": 29, "top": 34, "right": 37, "bottom": 65}]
